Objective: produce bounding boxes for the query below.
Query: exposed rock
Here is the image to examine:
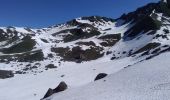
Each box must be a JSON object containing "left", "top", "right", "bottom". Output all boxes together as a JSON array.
[
  {"left": 133, "top": 43, "right": 161, "bottom": 54},
  {"left": 123, "top": 16, "right": 161, "bottom": 41},
  {"left": 51, "top": 46, "right": 104, "bottom": 62},
  {"left": 45, "top": 64, "right": 57, "bottom": 69},
  {"left": 2, "top": 35, "right": 36, "bottom": 54},
  {"left": 43, "top": 81, "right": 68, "bottom": 99},
  {"left": 94, "top": 73, "right": 108, "bottom": 81},
  {"left": 0, "top": 70, "right": 14, "bottom": 79},
  {"left": 18, "top": 50, "right": 44, "bottom": 62},
  {"left": 41, "top": 39, "right": 49, "bottom": 43},
  {"left": 81, "top": 16, "right": 115, "bottom": 22},
  {"left": 98, "top": 34, "right": 121, "bottom": 40},
  {"left": 0, "top": 50, "right": 44, "bottom": 63},
  {"left": 75, "top": 41, "right": 96, "bottom": 46},
  {"left": 53, "top": 81, "right": 67, "bottom": 92},
  {"left": 78, "top": 23, "right": 97, "bottom": 30},
  {"left": 43, "top": 88, "right": 53, "bottom": 99},
  {"left": 66, "top": 19, "right": 81, "bottom": 26},
  {"left": 99, "top": 34, "right": 121, "bottom": 47},
  {"left": 63, "top": 29, "right": 101, "bottom": 42}
]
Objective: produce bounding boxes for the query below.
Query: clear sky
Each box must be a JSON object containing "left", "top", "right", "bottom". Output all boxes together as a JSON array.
[{"left": 0, "top": 0, "right": 159, "bottom": 28}]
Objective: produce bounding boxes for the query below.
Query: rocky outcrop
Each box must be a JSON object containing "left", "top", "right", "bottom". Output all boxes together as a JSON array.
[
  {"left": 123, "top": 16, "right": 161, "bottom": 41},
  {"left": 43, "top": 81, "right": 68, "bottom": 99},
  {"left": 0, "top": 70, "right": 14, "bottom": 79},
  {"left": 94, "top": 73, "right": 108, "bottom": 81},
  {"left": 81, "top": 16, "right": 115, "bottom": 23},
  {"left": 99, "top": 34, "right": 121, "bottom": 47},
  {"left": 2, "top": 36, "right": 36, "bottom": 54},
  {"left": 51, "top": 46, "right": 104, "bottom": 63},
  {"left": 45, "top": 64, "right": 57, "bottom": 70},
  {"left": 133, "top": 43, "right": 161, "bottom": 56}
]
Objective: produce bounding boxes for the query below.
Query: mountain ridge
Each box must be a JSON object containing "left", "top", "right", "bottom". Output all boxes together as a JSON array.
[{"left": 0, "top": 0, "right": 170, "bottom": 100}]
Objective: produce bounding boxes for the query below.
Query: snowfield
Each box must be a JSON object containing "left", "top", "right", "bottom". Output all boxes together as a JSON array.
[
  {"left": 45, "top": 52, "right": 170, "bottom": 100},
  {"left": 0, "top": 1, "right": 170, "bottom": 100},
  {"left": 0, "top": 55, "right": 136, "bottom": 100}
]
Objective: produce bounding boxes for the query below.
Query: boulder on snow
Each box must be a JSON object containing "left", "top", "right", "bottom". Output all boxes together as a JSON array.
[
  {"left": 53, "top": 81, "right": 68, "bottom": 92},
  {"left": 94, "top": 73, "right": 108, "bottom": 81},
  {"left": 0, "top": 70, "right": 14, "bottom": 79},
  {"left": 45, "top": 64, "right": 57, "bottom": 69},
  {"left": 43, "top": 81, "right": 68, "bottom": 99},
  {"left": 43, "top": 88, "right": 53, "bottom": 99}
]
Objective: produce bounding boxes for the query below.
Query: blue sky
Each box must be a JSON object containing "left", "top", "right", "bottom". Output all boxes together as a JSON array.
[{"left": 0, "top": 0, "right": 159, "bottom": 28}]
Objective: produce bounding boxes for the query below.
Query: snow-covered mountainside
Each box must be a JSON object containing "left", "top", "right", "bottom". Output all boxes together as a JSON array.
[{"left": 1, "top": 0, "right": 170, "bottom": 100}]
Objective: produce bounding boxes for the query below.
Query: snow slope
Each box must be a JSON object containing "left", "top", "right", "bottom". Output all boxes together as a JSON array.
[
  {"left": 0, "top": 1, "right": 170, "bottom": 100},
  {"left": 46, "top": 51, "right": 170, "bottom": 100},
  {"left": 0, "top": 55, "right": 137, "bottom": 100}
]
